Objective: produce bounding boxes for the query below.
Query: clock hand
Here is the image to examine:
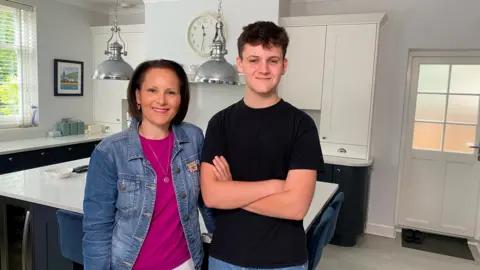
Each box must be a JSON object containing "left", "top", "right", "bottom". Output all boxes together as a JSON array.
[{"left": 201, "top": 25, "right": 206, "bottom": 51}]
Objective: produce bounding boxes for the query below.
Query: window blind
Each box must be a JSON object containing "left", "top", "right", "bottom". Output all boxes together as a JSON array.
[{"left": 0, "top": 1, "right": 38, "bottom": 128}]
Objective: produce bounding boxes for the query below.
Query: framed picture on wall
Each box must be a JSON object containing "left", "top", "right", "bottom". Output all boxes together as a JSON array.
[{"left": 54, "top": 59, "right": 84, "bottom": 96}]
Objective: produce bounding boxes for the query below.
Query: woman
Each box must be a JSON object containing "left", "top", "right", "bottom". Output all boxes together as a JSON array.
[{"left": 82, "top": 59, "right": 215, "bottom": 270}]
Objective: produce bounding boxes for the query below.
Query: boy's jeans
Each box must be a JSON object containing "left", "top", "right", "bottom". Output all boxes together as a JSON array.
[{"left": 208, "top": 256, "right": 308, "bottom": 270}]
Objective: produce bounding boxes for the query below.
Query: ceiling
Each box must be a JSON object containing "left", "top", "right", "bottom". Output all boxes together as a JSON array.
[
  {"left": 56, "top": 0, "right": 144, "bottom": 14},
  {"left": 85, "top": 0, "right": 144, "bottom": 5}
]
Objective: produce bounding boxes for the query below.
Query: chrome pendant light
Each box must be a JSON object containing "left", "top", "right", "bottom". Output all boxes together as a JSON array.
[
  {"left": 194, "top": 0, "right": 239, "bottom": 85},
  {"left": 93, "top": 0, "right": 133, "bottom": 80}
]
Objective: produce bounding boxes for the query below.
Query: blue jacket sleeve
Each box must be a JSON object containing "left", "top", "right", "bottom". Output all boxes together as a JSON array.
[
  {"left": 196, "top": 129, "right": 216, "bottom": 233},
  {"left": 82, "top": 147, "right": 118, "bottom": 269}
]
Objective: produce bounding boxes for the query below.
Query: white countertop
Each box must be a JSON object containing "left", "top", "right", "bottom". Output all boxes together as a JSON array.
[
  {"left": 0, "top": 131, "right": 372, "bottom": 168},
  {"left": 0, "top": 133, "right": 109, "bottom": 155},
  {"left": 0, "top": 158, "right": 338, "bottom": 234},
  {"left": 323, "top": 155, "right": 374, "bottom": 167}
]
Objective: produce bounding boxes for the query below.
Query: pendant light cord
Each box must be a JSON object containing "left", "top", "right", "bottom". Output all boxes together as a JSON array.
[
  {"left": 104, "top": 0, "right": 128, "bottom": 57},
  {"left": 217, "top": 0, "right": 223, "bottom": 21}
]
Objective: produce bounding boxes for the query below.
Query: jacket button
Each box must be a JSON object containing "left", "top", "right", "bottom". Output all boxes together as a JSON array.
[
  {"left": 183, "top": 216, "right": 189, "bottom": 221},
  {"left": 175, "top": 167, "right": 180, "bottom": 173},
  {"left": 181, "top": 193, "right": 187, "bottom": 199}
]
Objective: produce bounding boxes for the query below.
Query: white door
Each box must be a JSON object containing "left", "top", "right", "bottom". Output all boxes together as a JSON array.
[{"left": 398, "top": 56, "right": 480, "bottom": 237}]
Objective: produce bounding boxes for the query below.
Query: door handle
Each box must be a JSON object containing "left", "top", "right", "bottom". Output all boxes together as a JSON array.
[
  {"left": 22, "top": 210, "right": 31, "bottom": 270},
  {"left": 469, "top": 145, "right": 480, "bottom": 149}
]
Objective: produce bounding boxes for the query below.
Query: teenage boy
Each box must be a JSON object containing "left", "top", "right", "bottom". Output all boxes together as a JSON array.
[{"left": 200, "top": 21, "right": 325, "bottom": 269}]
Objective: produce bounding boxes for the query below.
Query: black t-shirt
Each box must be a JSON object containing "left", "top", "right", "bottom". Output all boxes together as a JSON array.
[{"left": 201, "top": 98, "right": 325, "bottom": 268}]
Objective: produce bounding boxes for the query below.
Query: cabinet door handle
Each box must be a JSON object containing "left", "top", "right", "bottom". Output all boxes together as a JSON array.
[
  {"left": 22, "top": 210, "right": 31, "bottom": 270},
  {"left": 8, "top": 157, "right": 13, "bottom": 161},
  {"left": 40, "top": 152, "right": 45, "bottom": 156},
  {"left": 322, "top": 137, "right": 327, "bottom": 140},
  {"left": 68, "top": 148, "right": 72, "bottom": 151},
  {"left": 337, "top": 148, "right": 347, "bottom": 153}
]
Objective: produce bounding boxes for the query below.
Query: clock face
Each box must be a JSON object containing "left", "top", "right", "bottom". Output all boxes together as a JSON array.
[{"left": 187, "top": 13, "right": 226, "bottom": 57}]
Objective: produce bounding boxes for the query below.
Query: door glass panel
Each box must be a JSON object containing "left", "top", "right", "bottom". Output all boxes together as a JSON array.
[
  {"left": 415, "top": 94, "right": 446, "bottom": 122},
  {"left": 450, "top": 65, "right": 480, "bottom": 94},
  {"left": 413, "top": 122, "right": 443, "bottom": 150},
  {"left": 443, "top": 124, "right": 476, "bottom": 153},
  {"left": 417, "top": 65, "right": 449, "bottom": 93},
  {"left": 446, "top": 95, "right": 479, "bottom": 124}
]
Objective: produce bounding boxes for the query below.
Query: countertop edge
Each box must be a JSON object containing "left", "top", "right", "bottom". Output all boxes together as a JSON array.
[
  {"left": 324, "top": 155, "right": 374, "bottom": 167},
  {"left": 0, "top": 191, "right": 83, "bottom": 214},
  {"left": 0, "top": 134, "right": 108, "bottom": 155}
]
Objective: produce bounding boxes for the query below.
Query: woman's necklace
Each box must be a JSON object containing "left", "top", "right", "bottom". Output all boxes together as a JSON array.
[{"left": 145, "top": 134, "right": 172, "bottom": 184}]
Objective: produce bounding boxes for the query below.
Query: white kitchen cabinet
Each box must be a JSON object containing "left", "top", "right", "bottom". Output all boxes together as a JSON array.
[
  {"left": 91, "top": 24, "right": 145, "bottom": 131},
  {"left": 278, "top": 26, "right": 326, "bottom": 110},
  {"left": 280, "top": 14, "right": 386, "bottom": 160},
  {"left": 93, "top": 80, "right": 127, "bottom": 124},
  {"left": 120, "top": 31, "right": 146, "bottom": 71},
  {"left": 319, "top": 24, "right": 377, "bottom": 159}
]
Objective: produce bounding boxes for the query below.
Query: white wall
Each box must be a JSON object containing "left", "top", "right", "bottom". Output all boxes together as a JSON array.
[
  {"left": 0, "top": 0, "right": 108, "bottom": 141},
  {"left": 144, "top": 0, "right": 279, "bottom": 66},
  {"left": 287, "top": 0, "right": 480, "bottom": 234},
  {"left": 109, "top": 8, "right": 145, "bottom": 25},
  {"left": 144, "top": 0, "right": 280, "bottom": 132}
]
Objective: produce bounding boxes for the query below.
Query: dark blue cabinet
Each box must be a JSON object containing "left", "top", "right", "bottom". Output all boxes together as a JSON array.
[
  {"left": 0, "top": 140, "right": 101, "bottom": 269},
  {"left": 0, "top": 140, "right": 100, "bottom": 175},
  {"left": 32, "top": 204, "right": 78, "bottom": 270},
  {"left": 317, "top": 162, "right": 372, "bottom": 247},
  {"left": 0, "top": 198, "right": 80, "bottom": 270},
  {"left": 0, "top": 197, "right": 33, "bottom": 270}
]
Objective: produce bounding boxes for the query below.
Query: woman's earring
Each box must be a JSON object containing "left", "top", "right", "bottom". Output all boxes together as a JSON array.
[{"left": 137, "top": 104, "right": 141, "bottom": 111}]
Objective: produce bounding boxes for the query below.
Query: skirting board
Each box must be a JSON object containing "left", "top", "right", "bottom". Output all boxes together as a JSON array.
[
  {"left": 467, "top": 241, "right": 480, "bottom": 262},
  {"left": 365, "top": 223, "right": 396, "bottom": 238}
]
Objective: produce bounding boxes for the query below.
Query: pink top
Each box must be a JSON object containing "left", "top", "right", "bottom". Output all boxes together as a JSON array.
[{"left": 133, "top": 131, "right": 190, "bottom": 270}]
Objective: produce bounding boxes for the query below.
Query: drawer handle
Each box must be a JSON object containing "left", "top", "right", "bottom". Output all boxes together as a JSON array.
[
  {"left": 337, "top": 148, "right": 347, "bottom": 153},
  {"left": 68, "top": 148, "right": 72, "bottom": 151},
  {"left": 8, "top": 157, "right": 13, "bottom": 161},
  {"left": 40, "top": 152, "right": 45, "bottom": 156},
  {"left": 322, "top": 136, "right": 327, "bottom": 139}
]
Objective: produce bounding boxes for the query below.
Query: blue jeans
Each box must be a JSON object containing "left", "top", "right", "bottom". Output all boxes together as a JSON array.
[{"left": 208, "top": 256, "right": 308, "bottom": 270}]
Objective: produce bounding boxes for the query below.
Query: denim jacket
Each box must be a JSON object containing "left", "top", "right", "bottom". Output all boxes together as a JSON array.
[{"left": 82, "top": 119, "right": 216, "bottom": 270}]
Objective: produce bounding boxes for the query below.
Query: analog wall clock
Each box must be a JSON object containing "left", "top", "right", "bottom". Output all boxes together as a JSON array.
[{"left": 187, "top": 13, "right": 227, "bottom": 57}]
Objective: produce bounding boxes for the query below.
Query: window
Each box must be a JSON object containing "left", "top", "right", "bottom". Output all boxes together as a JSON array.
[
  {"left": 412, "top": 64, "right": 480, "bottom": 154},
  {"left": 0, "top": 1, "right": 38, "bottom": 128}
]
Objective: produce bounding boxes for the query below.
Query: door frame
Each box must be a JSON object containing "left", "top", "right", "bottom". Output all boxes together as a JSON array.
[{"left": 395, "top": 49, "right": 480, "bottom": 233}]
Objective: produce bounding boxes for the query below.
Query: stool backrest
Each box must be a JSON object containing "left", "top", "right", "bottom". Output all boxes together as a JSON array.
[
  {"left": 308, "top": 206, "right": 334, "bottom": 270},
  {"left": 56, "top": 210, "right": 85, "bottom": 265},
  {"left": 326, "top": 192, "right": 344, "bottom": 243}
]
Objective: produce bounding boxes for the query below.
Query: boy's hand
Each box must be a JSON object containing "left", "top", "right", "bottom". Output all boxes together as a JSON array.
[{"left": 212, "top": 156, "right": 232, "bottom": 181}]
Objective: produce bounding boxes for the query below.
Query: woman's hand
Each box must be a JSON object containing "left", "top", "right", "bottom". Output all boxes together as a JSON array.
[{"left": 212, "top": 155, "right": 232, "bottom": 181}]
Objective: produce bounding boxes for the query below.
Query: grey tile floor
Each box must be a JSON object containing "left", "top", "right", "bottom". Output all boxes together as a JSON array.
[{"left": 317, "top": 234, "right": 480, "bottom": 270}]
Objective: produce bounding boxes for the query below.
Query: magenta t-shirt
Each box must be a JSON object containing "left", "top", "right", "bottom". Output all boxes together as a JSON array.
[{"left": 133, "top": 132, "right": 190, "bottom": 269}]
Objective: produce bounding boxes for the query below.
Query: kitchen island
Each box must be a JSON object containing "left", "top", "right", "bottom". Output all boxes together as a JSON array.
[{"left": 0, "top": 158, "right": 338, "bottom": 270}]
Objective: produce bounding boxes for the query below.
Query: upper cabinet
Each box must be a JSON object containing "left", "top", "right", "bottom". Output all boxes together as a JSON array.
[
  {"left": 279, "top": 13, "right": 387, "bottom": 160},
  {"left": 91, "top": 24, "right": 145, "bottom": 134},
  {"left": 277, "top": 25, "right": 326, "bottom": 111}
]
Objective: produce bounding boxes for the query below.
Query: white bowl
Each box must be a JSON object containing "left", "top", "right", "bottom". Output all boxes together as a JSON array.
[{"left": 44, "top": 168, "right": 72, "bottom": 180}]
